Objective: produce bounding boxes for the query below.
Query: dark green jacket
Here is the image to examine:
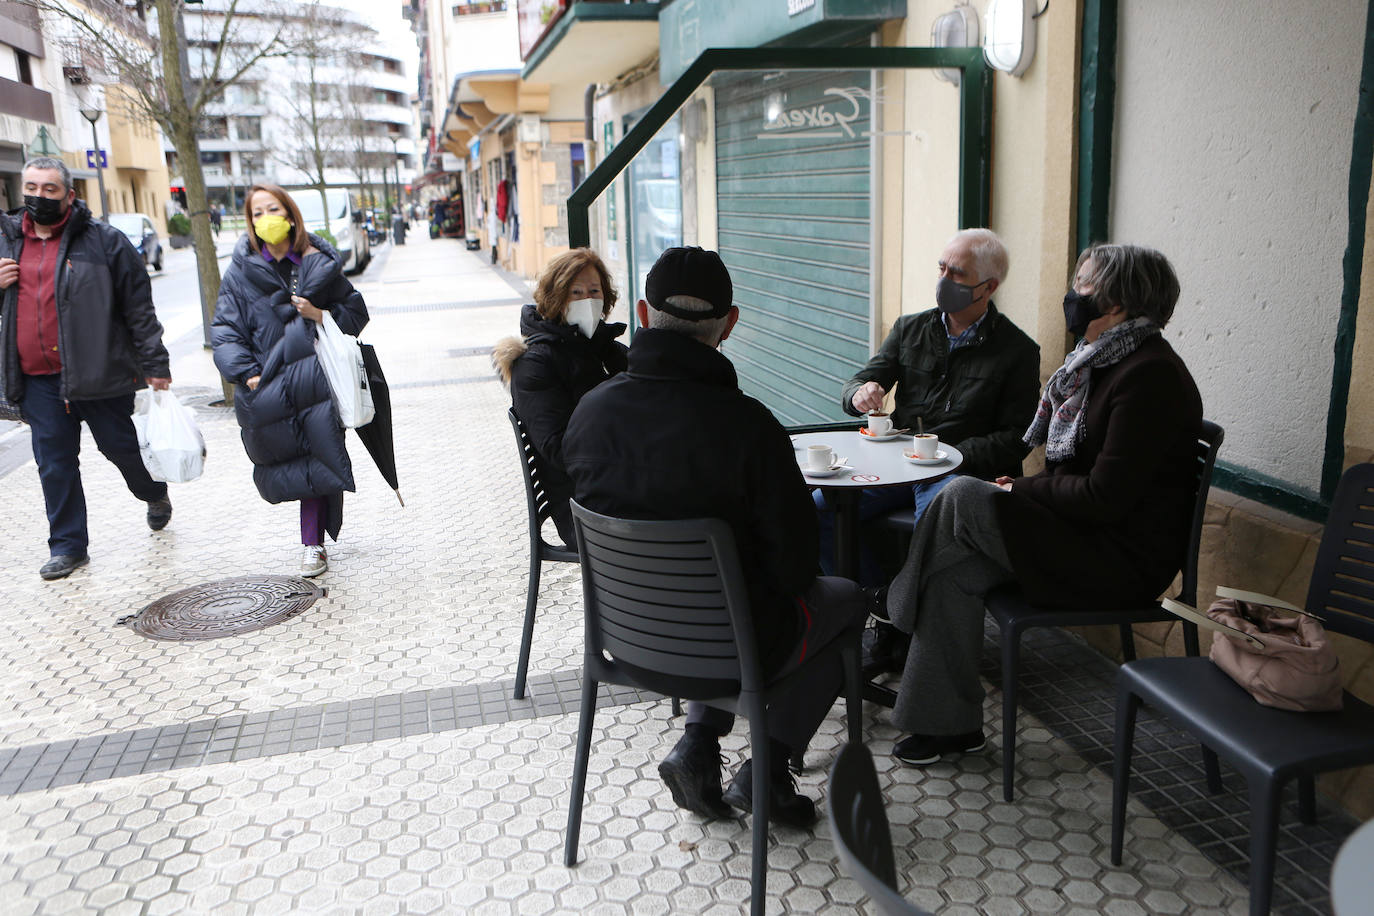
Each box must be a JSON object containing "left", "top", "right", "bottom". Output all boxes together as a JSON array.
[{"left": 839, "top": 304, "right": 1040, "bottom": 480}]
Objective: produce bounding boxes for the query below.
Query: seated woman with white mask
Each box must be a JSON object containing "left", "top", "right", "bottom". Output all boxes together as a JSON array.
[{"left": 493, "top": 248, "right": 627, "bottom": 545}]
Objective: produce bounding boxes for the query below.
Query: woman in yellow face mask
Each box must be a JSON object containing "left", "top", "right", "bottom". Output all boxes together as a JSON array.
[{"left": 209, "top": 184, "right": 371, "bottom": 578}]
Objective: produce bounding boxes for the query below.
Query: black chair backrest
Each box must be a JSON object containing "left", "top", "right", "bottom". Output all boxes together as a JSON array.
[
  {"left": 1306, "top": 462, "right": 1374, "bottom": 642},
  {"left": 570, "top": 500, "right": 765, "bottom": 698},
  {"left": 508, "top": 408, "right": 558, "bottom": 537},
  {"left": 828, "top": 743, "right": 931, "bottom": 916},
  {"left": 1179, "top": 420, "right": 1226, "bottom": 605}
]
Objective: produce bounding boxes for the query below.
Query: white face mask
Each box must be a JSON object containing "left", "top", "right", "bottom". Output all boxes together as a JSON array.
[{"left": 565, "top": 298, "right": 602, "bottom": 339}]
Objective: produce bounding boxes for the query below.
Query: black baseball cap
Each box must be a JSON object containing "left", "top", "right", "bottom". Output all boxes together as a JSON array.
[{"left": 643, "top": 247, "right": 733, "bottom": 320}]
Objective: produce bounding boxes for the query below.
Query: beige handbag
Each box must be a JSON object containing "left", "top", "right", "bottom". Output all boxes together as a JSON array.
[{"left": 1163, "top": 588, "right": 1343, "bottom": 712}]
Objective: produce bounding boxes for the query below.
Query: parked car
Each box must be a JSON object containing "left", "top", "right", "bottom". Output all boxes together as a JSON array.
[
  {"left": 108, "top": 213, "right": 164, "bottom": 271},
  {"left": 287, "top": 188, "right": 370, "bottom": 275}
]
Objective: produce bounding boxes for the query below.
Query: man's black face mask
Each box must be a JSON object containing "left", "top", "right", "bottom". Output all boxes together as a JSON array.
[{"left": 24, "top": 195, "right": 66, "bottom": 226}]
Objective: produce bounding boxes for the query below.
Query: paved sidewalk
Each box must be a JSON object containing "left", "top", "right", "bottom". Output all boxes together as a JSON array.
[{"left": 0, "top": 228, "right": 1279, "bottom": 914}]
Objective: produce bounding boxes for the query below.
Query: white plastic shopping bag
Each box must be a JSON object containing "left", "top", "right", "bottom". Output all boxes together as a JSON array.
[
  {"left": 314, "top": 310, "right": 375, "bottom": 428},
  {"left": 133, "top": 389, "right": 206, "bottom": 483}
]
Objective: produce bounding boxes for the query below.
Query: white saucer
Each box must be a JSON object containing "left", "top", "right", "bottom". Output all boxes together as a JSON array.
[
  {"left": 904, "top": 449, "right": 949, "bottom": 466},
  {"left": 858, "top": 429, "right": 904, "bottom": 442},
  {"left": 801, "top": 464, "right": 849, "bottom": 478}
]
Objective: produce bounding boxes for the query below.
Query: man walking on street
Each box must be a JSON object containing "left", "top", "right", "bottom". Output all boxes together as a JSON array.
[{"left": 0, "top": 157, "right": 174, "bottom": 580}]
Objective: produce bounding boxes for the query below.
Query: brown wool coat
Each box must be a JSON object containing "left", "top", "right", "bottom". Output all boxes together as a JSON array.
[{"left": 995, "top": 334, "right": 1203, "bottom": 607}]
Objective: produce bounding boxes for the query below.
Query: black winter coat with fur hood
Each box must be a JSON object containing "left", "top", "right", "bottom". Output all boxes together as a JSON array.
[{"left": 210, "top": 234, "right": 368, "bottom": 505}]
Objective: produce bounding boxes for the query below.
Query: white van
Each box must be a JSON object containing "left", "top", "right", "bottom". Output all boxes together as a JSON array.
[{"left": 287, "top": 188, "right": 371, "bottom": 275}]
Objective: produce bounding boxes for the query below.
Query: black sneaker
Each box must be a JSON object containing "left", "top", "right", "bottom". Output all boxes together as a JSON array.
[
  {"left": 39, "top": 554, "right": 89, "bottom": 581},
  {"left": 658, "top": 728, "right": 731, "bottom": 819},
  {"left": 893, "top": 730, "right": 986, "bottom": 767},
  {"left": 721, "top": 759, "right": 817, "bottom": 828},
  {"left": 861, "top": 621, "right": 909, "bottom": 676},
  {"left": 146, "top": 495, "right": 173, "bottom": 531}
]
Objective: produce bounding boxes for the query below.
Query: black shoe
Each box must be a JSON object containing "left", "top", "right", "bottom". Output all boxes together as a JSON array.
[
  {"left": 146, "top": 495, "right": 172, "bottom": 531},
  {"left": 659, "top": 728, "right": 731, "bottom": 819},
  {"left": 861, "top": 621, "right": 908, "bottom": 676},
  {"left": 721, "top": 759, "right": 817, "bottom": 828},
  {"left": 865, "top": 585, "right": 892, "bottom": 624},
  {"left": 893, "top": 730, "right": 986, "bottom": 767},
  {"left": 40, "top": 554, "right": 89, "bottom": 580}
]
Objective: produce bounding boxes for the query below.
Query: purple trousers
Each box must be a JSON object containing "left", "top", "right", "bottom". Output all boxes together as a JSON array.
[{"left": 300, "top": 497, "right": 326, "bottom": 546}]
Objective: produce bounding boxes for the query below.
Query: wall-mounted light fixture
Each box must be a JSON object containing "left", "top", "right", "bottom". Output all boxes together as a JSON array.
[
  {"left": 984, "top": 0, "right": 1039, "bottom": 77},
  {"left": 931, "top": 2, "right": 979, "bottom": 87}
]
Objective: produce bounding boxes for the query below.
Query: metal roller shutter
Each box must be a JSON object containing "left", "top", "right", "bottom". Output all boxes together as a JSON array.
[{"left": 714, "top": 68, "right": 872, "bottom": 425}]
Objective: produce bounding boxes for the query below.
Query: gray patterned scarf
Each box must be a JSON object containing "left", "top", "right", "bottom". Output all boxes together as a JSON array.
[{"left": 1023, "top": 317, "right": 1160, "bottom": 462}]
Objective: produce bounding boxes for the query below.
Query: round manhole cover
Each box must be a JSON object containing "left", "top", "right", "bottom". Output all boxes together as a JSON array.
[{"left": 121, "top": 576, "right": 326, "bottom": 640}]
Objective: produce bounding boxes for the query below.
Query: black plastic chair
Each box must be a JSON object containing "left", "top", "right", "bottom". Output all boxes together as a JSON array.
[
  {"left": 507, "top": 408, "right": 579, "bottom": 700},
  {"left": 1112, "top": 462, "right": 1374, "bottom": 916},
  {"left": 980, "top": 419, "right": 1224, "bottom": 801},
  {"left": 828, "top": 743, "right": 933, "bottom": 916},
  {"left": 563, "top": 500, "right": 864, "bottom": 916}
]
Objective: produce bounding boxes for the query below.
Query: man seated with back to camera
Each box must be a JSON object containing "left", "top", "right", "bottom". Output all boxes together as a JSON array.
[
  {"left": 831, "top": 228, "right": 1040, "bottom": 673},
  {"left": 562, "top": 247, "right": 868, "bottom": 828}
]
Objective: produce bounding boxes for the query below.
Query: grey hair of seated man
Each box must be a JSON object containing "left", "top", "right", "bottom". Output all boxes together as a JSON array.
[
  {"left": 645, "top": 295, "right": 732, "bottom": 346},
  {"left": 950, "top": 227, "right": 1009, "bottom": 285}
]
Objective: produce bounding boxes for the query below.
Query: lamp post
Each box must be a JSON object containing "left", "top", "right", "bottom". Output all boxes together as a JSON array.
[
  {"left": 78, "top": 105, "right": 109, "bottom": 219},
  {"left": 391, "top": 136, "right": 402, "bottom": 215}
]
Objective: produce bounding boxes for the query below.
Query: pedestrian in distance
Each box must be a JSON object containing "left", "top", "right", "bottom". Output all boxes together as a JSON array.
[
  {"left": 210, "top": 183, "right": 369, "bottom": 578},
  {"left": 209, "top": 201, "right": 223, "bottom": 238},
  {"left": 492, "top": 248, "right": 627, "bottom": 547},
  {"left": 0, "top": 157, "right": 174, "bottom": 580}
]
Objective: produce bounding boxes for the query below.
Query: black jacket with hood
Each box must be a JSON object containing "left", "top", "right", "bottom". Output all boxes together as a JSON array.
[
  {"left": 494, "top": 303, "right": 628, "bottom": 541},
  {"left": 210, "top": 233, "right": 368, "bottom": 506},
  {"left": 0, "top": 200, "right": 169, "bottom": 403}
]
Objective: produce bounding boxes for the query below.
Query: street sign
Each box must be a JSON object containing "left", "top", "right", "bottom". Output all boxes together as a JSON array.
[
  {"left": 85, "top": 149, "right": 108, "bottom": 168},
  {"left": 28, "top": 126, "right": 61, "bottom": 157}
]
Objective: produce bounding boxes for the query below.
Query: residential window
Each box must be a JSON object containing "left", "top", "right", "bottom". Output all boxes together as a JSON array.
[
  {"left": 232, "top": 117, "right": 262, "bottom": 141},
  {"left": 453, "top": 1, "right": 507, "bottom": 17},
  {"left": 16, "top": 50, "right": 33, "bottom": 85}
]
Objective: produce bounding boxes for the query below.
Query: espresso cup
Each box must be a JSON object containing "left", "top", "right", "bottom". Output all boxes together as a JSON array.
[
  {"left": 911, "top": 433, "right": 939, "bottom": 459},
  {"left": 867, "top": 412, "right": 893, "bottom": 436},
  {"left": 807, "top": 444, "right": 834, "bottom": 470}
]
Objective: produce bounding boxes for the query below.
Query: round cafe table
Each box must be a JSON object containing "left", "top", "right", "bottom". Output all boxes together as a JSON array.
[
  {"left": 1332, "top": 817, "right": 1374, "bottom": 914},
  {"left": 791, "top": 430, "right": 963, "bottom": 581}
]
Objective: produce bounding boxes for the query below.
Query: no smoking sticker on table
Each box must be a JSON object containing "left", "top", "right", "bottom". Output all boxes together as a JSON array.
[{"left": 851, "top": 474, "right": 880, "bottom": 482}]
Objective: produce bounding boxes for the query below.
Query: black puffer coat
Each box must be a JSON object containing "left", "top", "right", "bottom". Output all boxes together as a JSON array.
[
  {"left": 210, "top": 234, "right": 368, "bottom": 505},
  {"left": 495, "top": 304, "right": 627, "bottom": 542}
]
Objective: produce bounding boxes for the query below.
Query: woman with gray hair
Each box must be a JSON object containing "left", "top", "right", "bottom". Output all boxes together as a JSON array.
[{"left": 876, "top": 243, "right": 1203, "bottom": 767}]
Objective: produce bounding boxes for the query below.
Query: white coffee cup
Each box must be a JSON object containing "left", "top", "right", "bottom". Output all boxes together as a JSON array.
[
  {"left": 911, "top": 433, "right": 939, "bottom": 460},
  {"left": 807, "top": 444, "right": 834, "bottom": 470},
  {"left": 867, "top": 412, "right": 893, "bottom": 436}
]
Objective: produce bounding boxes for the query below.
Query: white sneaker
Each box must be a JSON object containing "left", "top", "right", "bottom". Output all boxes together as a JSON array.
[{"left": 301, "top": 545, "right": 328, "bottom": 577}]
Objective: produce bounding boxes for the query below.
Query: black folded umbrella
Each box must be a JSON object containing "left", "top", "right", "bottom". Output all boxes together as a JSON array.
[{"left": 353, "top": 343, "right": 403, "bottom": 506}]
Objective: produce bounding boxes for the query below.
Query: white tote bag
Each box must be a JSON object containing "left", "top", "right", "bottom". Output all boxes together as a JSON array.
[
  {"left": 314, "top": 310, "right": 375, "bottom": 428},
  {"left": 132, "top": 389, "right": 206, "bottom": 483}
]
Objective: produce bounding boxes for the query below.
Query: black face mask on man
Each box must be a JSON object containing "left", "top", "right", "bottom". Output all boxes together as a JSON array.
[
  {"left": 24, "top": 195, "right": 66, "bottom": 226},
  {"left": 1062, "top": 289, "right": 1100, "bottom": 338},
  {"left": 935, "top": 275, "right": 992, "bottom": 314}
]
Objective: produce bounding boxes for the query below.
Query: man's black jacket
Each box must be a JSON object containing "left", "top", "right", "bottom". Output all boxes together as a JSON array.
[
  {"left": 563, "top": 328, "right": 816, "bottom": 672},
  {"left": 840, "top": 304, "right": 1040, "bottom": 480},
  {"left": 0, "top": 200, "right": 168, "bottom": 403}
]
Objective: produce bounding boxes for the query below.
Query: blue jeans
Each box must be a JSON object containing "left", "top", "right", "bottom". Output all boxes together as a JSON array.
[
  {"left": 21, "top": 374, "right": 167, "bottom": 557},
  {"left": 814, "top": 475, "right": 960, "bottom": 585}
]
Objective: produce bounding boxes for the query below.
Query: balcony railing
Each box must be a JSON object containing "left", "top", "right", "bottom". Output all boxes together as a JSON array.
[{"left": 517, "top": 0, "right": 656, "bottom": 63}]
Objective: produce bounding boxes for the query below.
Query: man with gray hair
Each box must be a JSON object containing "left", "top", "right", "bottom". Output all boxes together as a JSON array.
[
  {"left": 832, "top": 228, "right": 1040, "bottom": 664},
  {"left": 562, "top": 246, "right": 867, "bottom": 829},
  {"left": 0, "top": 157, "right": 173, "bottom": 580}
]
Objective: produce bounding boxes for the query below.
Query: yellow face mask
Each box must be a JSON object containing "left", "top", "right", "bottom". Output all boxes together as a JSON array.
[{"left": 254, "top": 213, "right": 291, "bottom": 246}]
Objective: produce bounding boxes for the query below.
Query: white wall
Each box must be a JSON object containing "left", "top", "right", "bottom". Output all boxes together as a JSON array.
[{"left": 1112, "top": 0, "right": 1366, "bottom": 492}]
